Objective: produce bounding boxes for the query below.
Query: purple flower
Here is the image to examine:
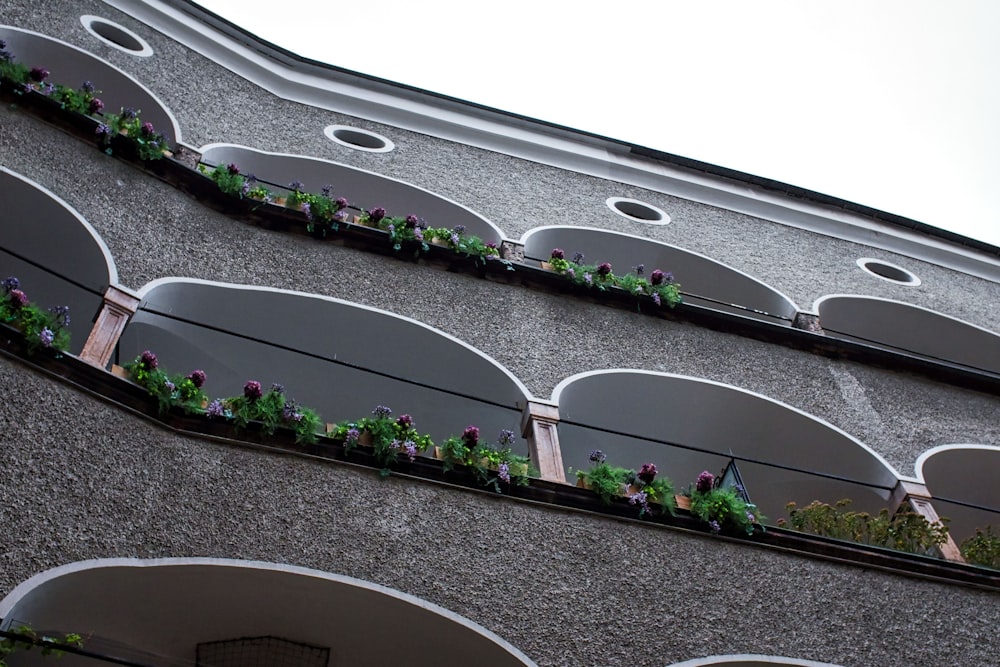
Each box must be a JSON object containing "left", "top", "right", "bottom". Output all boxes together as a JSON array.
[
  {"left": 38, "top": 328, "right": 54, "bottom": 348},
  {"left": 566, "top": 267, "right": 575, "bottom": 278},
  {"left": 88, "top": 98, "right": 104, "bottom": 114},
  {"left": 589, "top": 449, "right": 606, "bottom": 463},
  {"left": 226, "top": 162, "right": 240, "bottom": 175},
  {"left": 629, "top": 491, "right": 650, "bottom": 515},
  {"left": 597, "top": 262, "right": 612, "bottom": 277},
  {"left": 708, "top": 520, "right": 721, "bottom": 534},
  {"left": 81, "top": 80, "right": 95, "bottom": 93},
  {"left": 397, "top": 414, "right": 414, "bottom": 429},
  {"left": 638, "top": 463, "right": 657, "bottom": 485},
  {"left": 95, "top": 123, "right": 110, "bottom": 137},
  {"left": 271, "top": 383, "right": 284, "bottom": 394},
  {"left": 140, "top": 121, "right": 155, "bottom": 136},
  {"left": 282, "top": 402, "right": 303, "bottom": 422},
  {"left": 746, "top": 510, "right": 757, "bottom": 524},
  {"left": 696, "top": 470, "right": 715, "bottom": 494},
  {"left": 572, "top": 252, "right": 585, "bottom": 265},
  {"left": 1, "top": 276, "right": 19, "bottom": 292},
  {"left": 29, "top": 66, "right": 49, "bottom": 82},
  {"left": 335, "top": 197, "right": 349, "bottom": 210},
  {"left": 414, "top": 227, "right": 424, "bottom": 241},
  {"left": 652, "top": 293, "right": 661, "bottom": 307},
  {"left": 386, "top": 223, "right": 394, "bottom": 234},
  {"left": 498, "top": 463, "right": 511, "bottom": 484},
  {"left": 498, "top": 429, "right": 516, "bottom": 446},
  {"left": 122, "top": 107, "right": 138, "bottom": 120},
  {"left": 583, "top": 272, "right": 593, "bottom": 285},
  {"left": 449, "top": 233, "right": 460, "bottom": 245},
  {"left": 650, "top": 269, "right": 665, "bottom": 285},
  {"left": 288, "top": 180, "right": 304, "bottom": 191},
  {"left": 405, "top": 214, "right": 419, "bottom": 228},
  {"left": 373, "top": 405, "right": 392, "bottom": 419},
  {"left": 243, "top": 380, "right": 262, "bottom": 401},
  {"left": 40, "top": 82, "right": 54, "bottom": 96},
  {"left": 140, "top": 350, "right": 158, "bottom": 369},
  {"left": 462, "top": 425, "right": 480, "bottom": 446},
  {"left": 302, "top": 202, "right": 313, "bottom": 221},
  {"left": 453, "top": 225, "right": 466, "bottom": 235},
  {"left": 186, "top": 369, "right": 207, "bottom": 388},
  {"left": 550, "top": 248, "right": 565, "bottom": 260},
  {"left": 206, "top": 399, "right": 225, "bottom": 418},
  {"left": 8, "top": 289, "right": 28, "bottom": 308},
  {"left": 635, "top": 263, "right": 645, "bottom": 276},
  {"left": 321, "top": 184, "right": 333, "bottom": 198},
  {"left": 403, "top": 440, "right": 418, "bottom": 462},
  {"left": 164, "top": 379, "right": 176, "bottom": 393},
  {"left": 369, "top": 206, "right": 386, "bottom": 223},
  {"left": 345, "top": 427, "right": 360, "bottom": 443}
]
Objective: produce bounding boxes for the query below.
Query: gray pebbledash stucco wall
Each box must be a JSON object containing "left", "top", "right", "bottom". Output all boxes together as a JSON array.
[{"left": 0, "top": 355, "right": 998, "bottom": 667}]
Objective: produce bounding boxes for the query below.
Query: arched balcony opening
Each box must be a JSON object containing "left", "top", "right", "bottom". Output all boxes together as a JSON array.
[
  {"left": 199, "top": 144, "right": 504, "bottom": 243},
  {"left": 552, "top": 371, "right": 898, "bottom": 519},
  {"left": 0, "top": 558, "right": 537, "bottom": 667},
  {"left": 0, "top": 167, "right": 116, "bottom": 355},
  {"left": 117, "top": 279, "right": 531, "bottom": 447},
  {"left": 0, "top": 26, "right": 180, "bottom": 144},
  {"left": 522, "top": 226, "right": 798, "bottom": 323},
  {"left": 814, "top": 295, "right": 1000, "bottom": 374},
  {"left": 667, "top": 656, "right": 846, "bottom": 667},
  {"left": 917, "top": 445, "right": 1000, "bottom": 543}
]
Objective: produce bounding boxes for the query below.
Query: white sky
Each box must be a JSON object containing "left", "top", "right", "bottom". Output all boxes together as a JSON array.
[{"left": 198, "top": 0, "right": 1000, "bottom": 247}]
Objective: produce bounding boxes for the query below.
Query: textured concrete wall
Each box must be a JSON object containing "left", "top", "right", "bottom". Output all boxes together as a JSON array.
[{"left": 0, "top": 356, "right": 997, "bottom": 667}]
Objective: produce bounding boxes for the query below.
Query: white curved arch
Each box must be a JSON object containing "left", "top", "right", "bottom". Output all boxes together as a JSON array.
[
  {"left": 814, "top": 294, "right": 1000, "bottom": 373},
  {"left": 915, "top": 444, "right": 1000, "bottom": 542},
  {"left": 552, "top": 369, "right": 902, "bottom": 516},
  {"left": 199, "top": 143, "right": 505, "bottom": 242},
  {"left": 521, "top": 225, "right": 799, "bottom": 321},
  {"left": 667, "top": 656, "right": 845, "bottom": 667},
  {"left": 123, "top": 278, "right": 533, "bottom": 441},
  {"left": 0, "top": 25, "right": 181, "bottom": 142},
  {"left": 0, "top": 558, "right": 537, "bottom": 667}
]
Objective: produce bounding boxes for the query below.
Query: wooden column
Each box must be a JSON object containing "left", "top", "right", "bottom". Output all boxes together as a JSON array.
[
  {"left": 79, "top": 285, "right": 141, "bottom": 368},
  {"left": 520, "top": 399, "right": 565, "bottom": 483},
  {"left": 891, "top": 480, "right": 965, "bottom": 562}
]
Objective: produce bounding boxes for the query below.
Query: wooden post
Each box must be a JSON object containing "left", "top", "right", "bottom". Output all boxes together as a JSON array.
[
  {"left": 79, "top": 285, "right": 141, "bottom": 368},
  {"left": 891, "top": 480, "right": 965, "bottom": 563},
  {"left": 520, "top": 399, "right": 565, "bottom": 483}
]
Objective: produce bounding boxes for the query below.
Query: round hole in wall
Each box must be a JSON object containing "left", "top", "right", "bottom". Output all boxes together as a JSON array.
[
  {"left": 606, "top": 197, "right": 669, "bottom": 224},
  {"left": 80, "top": 15, "right": 153, "bottom": 57},
  {"left": 856, "top": 258, "right": 921, "bottom": 286},
  {"left": 324, "top": 125, "right": 395, "bottom": 153}
]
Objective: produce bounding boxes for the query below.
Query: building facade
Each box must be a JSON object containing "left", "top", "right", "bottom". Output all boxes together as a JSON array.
[{"left": 0, "top": 2, "right": 998, "bottom": 666}]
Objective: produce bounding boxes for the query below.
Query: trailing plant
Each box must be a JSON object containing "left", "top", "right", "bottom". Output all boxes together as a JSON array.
[
  {"left": 0, "top": 276, "right": 71, "bottom": 354},
  {"left": 96, "top": 106, "right": 169, "bottom": 161},
  {"left": 960, "top": 526, "right": 1000, "bottom": 569},
  {"left": 469, "top": 426, "right": 534, "bottom": 493},
  {"left": 544, "top": 250, "right": 682, "bottom": 307},
  {"left": 779, "top": 498, "right": 949, "bottom": 555},
  {"left": 575, "top": 450, "right": 675, "bottom": 518},
  {"left": 210, "top": 380, "right": 322, "bottom": 444},
  {"left": 688, "top": 470, "right": 763, "bottom": 535},
  {"left": 122, "top": 350, "right": 208, "bottom": 415},
  {"left": 333, "top": 405, "right": 434, "bottom": 474},
  {"left": 0, "top": 624, "right": 84, "bottom": 667}
]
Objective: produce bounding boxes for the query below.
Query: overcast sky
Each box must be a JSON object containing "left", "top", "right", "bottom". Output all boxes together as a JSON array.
[{"left": 198, "top": 0, "right": 1000, "bottom": 247}]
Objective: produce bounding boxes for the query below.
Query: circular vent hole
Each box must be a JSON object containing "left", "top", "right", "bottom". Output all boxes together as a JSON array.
[
  {"left": 81, "top": 16, "right": 153, "bottom": 56},
  {"left": 856, "top": 258, "right": 920, "bottom": 286},
  {"left": 324, "top": 125, "right": 394, "bottom": 153},
  {"left": 606, "top": 197, "right": 669, "bottom": 224}
]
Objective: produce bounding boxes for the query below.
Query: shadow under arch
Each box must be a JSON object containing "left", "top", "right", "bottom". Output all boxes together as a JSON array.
[
  {"left": 118, "top": 278, "right": 532, "bottom": 444},
  {"left": 551, "top": 370, "right": 900, "bottom": 518},
  {"left": 0, "top": 167, "right": 117, "bottom": 355},
  {"left": 0, "top": 558, "right": 537, "bottom": 667},
  {"left": 667, "top": 656, "right": 845, "bottom": 667},
  {"left": 199, "top": 144, "right": 505, "bottom": 243},
  {"left": 0, "top": 25, "right": 181, "bottom": 144},
  {"left": 814, "top": 295, "right": 1000, "bottom": 374},
  {"left": 521, "top": 226, "right": 799, "bottom": 323},
  {"left": 916, "top": 444, "right": 1000, "bottom": 543}
]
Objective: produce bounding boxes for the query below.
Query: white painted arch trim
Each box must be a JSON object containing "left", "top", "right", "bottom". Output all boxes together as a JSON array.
[
  {"left": 0, "top": 24, "right": 181, "bottom": 142},
  {"left": 136, "top": 276, "right": 534, "bottom": 402},
  {"left": 812, "top": 294, "right": 999, "bottom": 337},
  {"left": 551, "top": 369, "right": 904, "bottom": 481},
  {"left": 915, "top": 443, "right": 1000, "bottom": 483},
  {"left": 80, "top": 14, "right": 154, "bottom": 56},
  {"left": 0, "top": 165, "right": 119, "bottom": 286},
  {"left": 198, "top": 143, "right": 506, "bottom": 241},
  {"left": 0, "top": 557, "right": 538, "bottom": 666},
  {"left": 667, "top": 655, "right": 845, "bottom": 667}
]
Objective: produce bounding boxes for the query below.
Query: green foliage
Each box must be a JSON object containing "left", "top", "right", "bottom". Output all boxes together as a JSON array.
[
  {"left": 436, "top": 435, "right": 472, "bottom": 472},
  {"left": 223, "top": 385, "right": 322, "bottom": 444},
  {"left": 576, "top": 462, "right": 634, "bottom": 505},
  {"left": 576, "top": 456, "right": 675, "bottom": 518},
  {"left": 0, "top": 59, "right": 29, "bottom": 86},
  {"left": 690, "top": 485, "right": 763, "bottom": 535},
  {"left": 781, "top": 499, "right": 949, "bottom": 555},
  {"left": 333, "top": 409, "right": 434, "bottom": 474},
  {"left": 471, "top": 438, "right": 534, "bottom": 493},
  {"left": 546, "top": 256, "right": 682, "bottom": 307},
  {"left": 0, "top": 279, "right": 71, "bottom": 354},
  {"left": 202, "top": 163, "right": 246, "bottom": 197},
  {"left": 102, "top": 107, "right": 168, "bottom": 161},
  {"left": 122, "top": 354, "right": 208, "bottom": 415},
  {"left": 0, "top": 624, "right": 84, "bottom": 666},
  {"left": 960, "top": 526, "right": 1000, "bottom": 569}
]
